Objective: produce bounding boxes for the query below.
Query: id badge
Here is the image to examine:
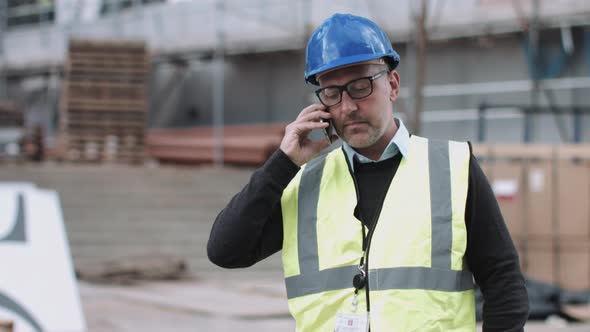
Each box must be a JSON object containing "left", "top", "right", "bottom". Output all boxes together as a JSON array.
[{"left": 334, "top": 312, "right": 369, "bottom": 332}]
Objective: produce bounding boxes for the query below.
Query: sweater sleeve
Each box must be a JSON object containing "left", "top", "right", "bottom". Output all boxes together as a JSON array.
[
  {"left": 465, "top": 154, "right": 530, "bottom": 331},
  {"left": 207, "top": 149, "right": 300, "bottom": 268}
]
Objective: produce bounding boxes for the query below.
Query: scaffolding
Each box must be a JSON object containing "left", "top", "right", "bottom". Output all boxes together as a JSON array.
[{"left": 1, "top": 0, "right": 590, "bottom": 163}]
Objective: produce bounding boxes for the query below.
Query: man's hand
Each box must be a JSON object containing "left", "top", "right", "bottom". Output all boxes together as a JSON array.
[{"left": 280, "top": 104, "right": 337, "bottom": 166}]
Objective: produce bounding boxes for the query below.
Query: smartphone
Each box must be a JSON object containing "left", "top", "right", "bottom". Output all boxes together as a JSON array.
[{"left": 320, "top": 119, "right": 333, "bottom": 144}]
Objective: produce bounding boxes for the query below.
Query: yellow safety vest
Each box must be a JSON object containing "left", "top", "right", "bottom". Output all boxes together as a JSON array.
[{"left": 281, "top": 135, "right": 475, "bottom": 331}]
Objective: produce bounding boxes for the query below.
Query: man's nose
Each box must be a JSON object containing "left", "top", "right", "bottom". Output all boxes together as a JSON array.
[{"left": 340, "top": 91, "right": 358, "bottom": 114}]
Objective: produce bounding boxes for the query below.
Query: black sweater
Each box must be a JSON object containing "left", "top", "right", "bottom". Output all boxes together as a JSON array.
[{"left": 208, "top": 148, "right": 529, "bottom": 331}]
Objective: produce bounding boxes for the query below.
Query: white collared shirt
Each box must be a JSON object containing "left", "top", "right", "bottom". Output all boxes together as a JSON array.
[{"left": 342, "top": 118, "right": 410, "bottom": 172}]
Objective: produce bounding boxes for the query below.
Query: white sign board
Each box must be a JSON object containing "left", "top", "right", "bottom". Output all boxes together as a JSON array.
[{"left": 0, "top": 184, "right": 86, "bottom": 332}]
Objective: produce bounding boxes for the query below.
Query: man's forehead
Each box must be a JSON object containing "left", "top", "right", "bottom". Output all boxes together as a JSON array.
[{"left": 317, "top": 59, "right": 386, "bottom": 85}]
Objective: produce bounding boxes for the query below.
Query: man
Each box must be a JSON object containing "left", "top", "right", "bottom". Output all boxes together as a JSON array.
[{"left": 208, "top": 13, "right": 528, "bottom": 331}]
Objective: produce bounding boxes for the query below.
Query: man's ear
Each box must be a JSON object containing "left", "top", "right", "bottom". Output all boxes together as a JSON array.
[{"left": 388, "top": 71, "right": 400, "bottom": 102}]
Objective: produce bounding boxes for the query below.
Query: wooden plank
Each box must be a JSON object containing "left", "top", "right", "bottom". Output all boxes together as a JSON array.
[
  {"left": 0, "top": 101, "right": 19, "bottom": 112},
  {"left": 147, "top": 124, "right": 286, "bottom": 140},
  {"left": 65, "top": 76, "right": 147, "bottom": 85},
  {"left": 65, "top": 117, "right": 145, "bottom": 126},
  {"left": 67, "top": 60, "right": 148, "bottom": 71},
  {"left": 64, "top": 144, "right": 144, "bottom": 151},
  {"left": 147, "top": 145, "right": 273, "bottom": 166},
  {"left": 68, "top": 57, "right": 147, "bottom": 67},
  {"left": 65, "top": 114, "right": 146, "bottom": 124},
  {"left": 65, "top": 127, "right": 145, "bottom": 133},
  {"left": 66, "top": 109, "right": 146, "bottom": 117},
  {"left": 64, "top": 146, "right": 145, "bottom": 154},
  {"left": 63, "top": 131, "right": 144, "bottom": 139},
  {"left": 64, "top": 81, "right": 146, "bottom": 89},
  {"left": 64, "top": 155, "right": 145, "bottom": 164},
  {"left": 64, "top": 135, "right": 144, "bottom": 143},
  {"left": 146, "top": 134, "right": 281, "bottom": 166},
  {"left": 65, "top": 106, "right": 146, "bottom": 112},
  {"left": 145, "top": 124, "right": 286, "bottom": 166},
  {"left": 66, "top": 67, "right": 149, "bottom": 76},
  {"left": 69, "top": 53, "right": 148, "bottom": 62},
  {"left": 66, "top": 98, "right": 146, "bottom": 109},
  {"left": 65, "top": 100, "right": 147, "bottom": 109},
  {"left": 64, "top": 123, "right": 145, "bottom": 130},
  {"left": 65, "top": 122, "right": 145, "bottom": 129},
  {"left": 64, "top": 147, "right": 145, "bottom": 157},
  {"left": 65, "top": 111, "right": 145, "bottom": 120},
  {"left": 65, "top": 112, "right": 146, "bottom": 123},
  {"left": 64, "top": 81, "right": 146, "bottom": 101},
  {"left": 64, "top": 145, "right": 145, "bottom": 155},
  {"left": 64, "top": 135, "right": 144, "bottom": 144}
]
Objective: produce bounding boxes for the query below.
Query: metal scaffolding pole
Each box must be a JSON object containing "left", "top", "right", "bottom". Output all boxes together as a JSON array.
[
  {"left": 526, "top": 0, "right": 541, "bottom": 143},
  {"left": 0, "top": 0, "right": 6, "bottom": 99},
  {"left": 213, "top": 0, "right": 226, "bottom": 166}
]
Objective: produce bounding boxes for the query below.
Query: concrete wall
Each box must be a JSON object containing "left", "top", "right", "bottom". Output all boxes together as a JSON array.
[
  {"left": 150, "top": 28, "right": 590, "bottom": 143},
  {"left": 149, "top": 50, "right": 311, "bottom": 128}
]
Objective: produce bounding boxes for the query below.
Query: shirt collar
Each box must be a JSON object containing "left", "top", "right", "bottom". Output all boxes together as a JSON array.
[{"left": 342, "top": 118, "right": 410, "bottom": 172}]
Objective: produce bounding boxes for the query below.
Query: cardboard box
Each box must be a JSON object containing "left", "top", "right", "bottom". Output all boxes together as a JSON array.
[
  {"left": 512, "top": 237, "right": 525, "bottom": 272},
  {"left": 558, "top": 238, "right": 590, "bottom": 291},
  {"left": 525, "top": 237, "right": 556, "bottom": 284},
  {"left": 490, "top": 145, "right": 555, "bottom": 237},
  {"left": 491, "top": 161, "right": 525, "bottom": 237},
  {"left": 556, "top": 162, "right": 590, "bottom": 237},
  {"left": 481, "top": 144, "right": 590, "bottom": 240},
  {"left": 557, "top": 145, "right": 590, "bottom": 161},
  {"left": 524, "top": 161, "right": 554, "bottom": 237},
  {"left": 493, "top": 144, "right": 553, "bottom": 160},
  {"left": 479, "top": 160, "right": 494, "bottom": 183}
]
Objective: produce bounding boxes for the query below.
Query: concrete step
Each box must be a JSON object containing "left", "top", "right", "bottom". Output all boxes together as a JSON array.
[{"left": 0, "top": 163, "right": 275, "bottom": 275}]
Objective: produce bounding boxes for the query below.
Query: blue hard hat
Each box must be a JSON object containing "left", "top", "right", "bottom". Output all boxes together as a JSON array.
[{"left": 305, "top": 13, "right": 400, "bottom": 85}]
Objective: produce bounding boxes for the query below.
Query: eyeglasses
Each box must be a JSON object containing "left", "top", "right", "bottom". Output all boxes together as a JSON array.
[{"left": 315, "top": 70, "right": 389, "bottom": 107}]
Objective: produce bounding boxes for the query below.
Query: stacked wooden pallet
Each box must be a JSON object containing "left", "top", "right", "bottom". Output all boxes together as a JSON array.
[
  {"left": 59, "top": 39, "right": 149, "bottom": 164},
  {"left": 0, "top": 102, "right": 24, "bottom": 127},
  {"left": 146, "top": 124, "right": 286, "bottom": 166},
  {"left": 0, "top": 102, "right": 25, "bottom": 161}
]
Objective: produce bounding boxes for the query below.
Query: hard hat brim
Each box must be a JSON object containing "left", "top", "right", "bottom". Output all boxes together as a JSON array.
[{"left": 305, "top": 53, "right": 399, "bottom": 85}]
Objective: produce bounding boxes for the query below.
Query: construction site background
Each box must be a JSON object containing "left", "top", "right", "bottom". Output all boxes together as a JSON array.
[{"left": 1, "top": 0, "right": 590, "bottom": 331}]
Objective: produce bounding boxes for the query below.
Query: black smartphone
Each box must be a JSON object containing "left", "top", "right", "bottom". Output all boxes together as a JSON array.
[{"left": 320, "top": 119, "right": 333, "bottom": 144}]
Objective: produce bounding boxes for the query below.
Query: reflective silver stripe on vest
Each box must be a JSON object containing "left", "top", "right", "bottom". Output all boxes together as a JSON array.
[
  {"left": 286, "top": 266, "right": 473, "bottom": 299},
  {"left": 285, "top": 265, "right": 358, "bottom": 299},
  {"left": 285, "top": 143, "right": 473, "bottom": 300},
  {"left": 297, "top": 154, "right": 328, "bottom": 273},
  {"left": 368, "top": 267, "right": 473, "bottom": 292},
  {"left": 429, "top": 139, "right": 453, "bottom": 269}
]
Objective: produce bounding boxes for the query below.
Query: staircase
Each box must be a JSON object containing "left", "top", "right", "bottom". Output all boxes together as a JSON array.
[{"left": 0, "top": 164, "right": 283, "bottom": 280}]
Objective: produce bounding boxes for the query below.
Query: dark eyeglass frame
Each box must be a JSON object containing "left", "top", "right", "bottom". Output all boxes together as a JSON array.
[{"left": 315, "top": 70, "right": 389, "bottom": 107}]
